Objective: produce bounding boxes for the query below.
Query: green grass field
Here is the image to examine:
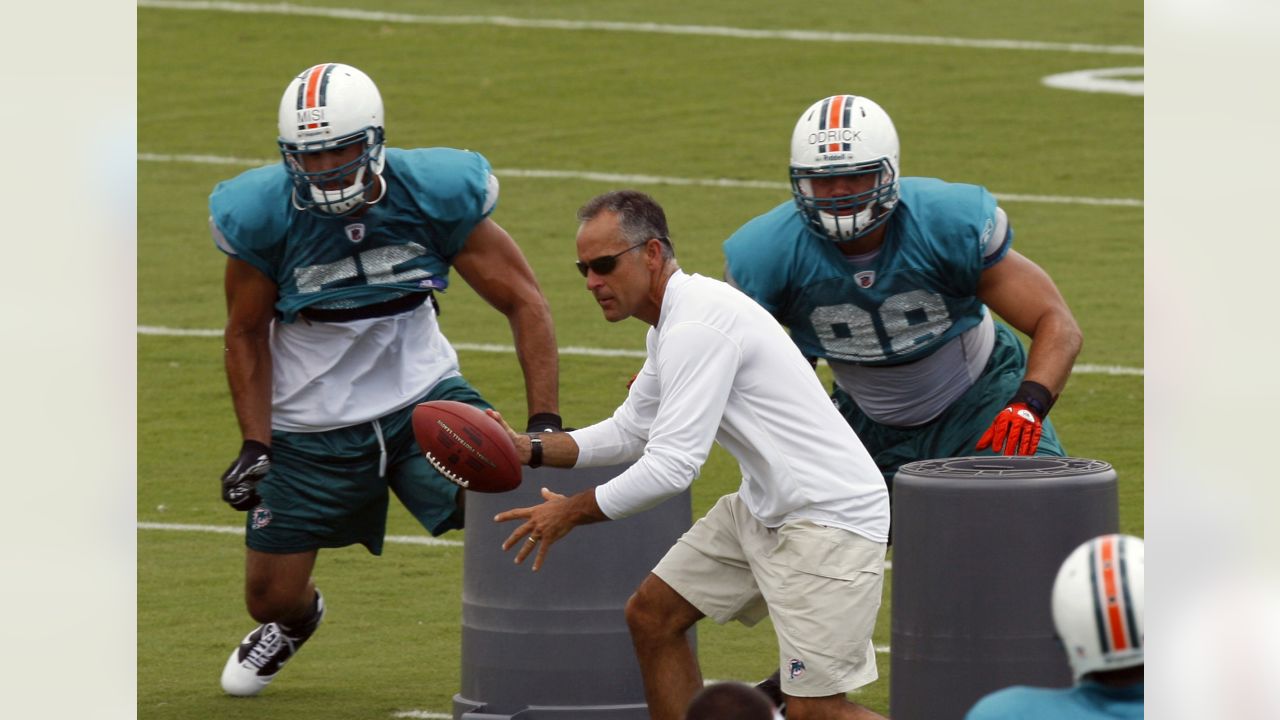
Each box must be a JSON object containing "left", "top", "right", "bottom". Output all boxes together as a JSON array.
[{"left": 139, "top": 2, "right": 1142, "bottom": 717}]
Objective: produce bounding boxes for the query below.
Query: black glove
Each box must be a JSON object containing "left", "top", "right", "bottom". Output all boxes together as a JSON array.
[
  {"left": 526, "top": 412, "right": 563, "bottom": 433},
  {"left": 221, "top": 440, "right": 271, "bottom": 511}
]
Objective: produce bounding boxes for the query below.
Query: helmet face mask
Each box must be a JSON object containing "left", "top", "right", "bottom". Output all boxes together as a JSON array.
[
  {"left": 789, "top": 95, "right": 900, "bottom": 243},
  {"left": 277, "top": 63, "right": 386, "bottom": 217},
  {"left": 1051, "top": 534, "right": 1145, "bottom": 681}
]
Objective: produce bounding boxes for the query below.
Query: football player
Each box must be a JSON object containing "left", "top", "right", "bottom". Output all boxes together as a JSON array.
[
  {"left": 965, "top": 534, "right": 1144, "bottom": 719},
  {"left": 723, "top": 95, "right": 1082, "bottom": 707},
  {"left": 210, "top": 63, "right": 561, "bottom": 696},
  {"left": 725, "top": 94, "right": 1081, "bottom": 483}
]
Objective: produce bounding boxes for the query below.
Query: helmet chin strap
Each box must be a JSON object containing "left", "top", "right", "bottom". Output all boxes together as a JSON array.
[
  {"left": 818, "top": 207, "right": 874, "bottom": 241},
  {"left": 300, "top": 166, "right": 385, "bottom": 216},
  {"left": 364, "top": 172, "right": 386, "bottom": 208}
]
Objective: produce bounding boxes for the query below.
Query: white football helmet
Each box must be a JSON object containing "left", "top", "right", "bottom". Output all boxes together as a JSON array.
[
  {"left": 277, "top": 63, "right": 386, "bottom": 216},
  {"left": 789, "top": 95, "right": 900, "bottom": 242},
  {"left": 1051, "top": 534, "right": 1144, "bottom": 680}
]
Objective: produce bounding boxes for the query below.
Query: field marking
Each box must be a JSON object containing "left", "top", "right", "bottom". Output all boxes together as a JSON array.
[
  {"left": 1042, "top": 66, "right": 1144, "bottom": 97},
  {"left": 138, "top": 521, "right": 464, "bottom": 547},
  {"left": 137, "top": 326, "right": 1143, "bottom": 377},
  {"left": 136, "top": 326, "right": 1143, "bottom": 376},
  {"left": 137, "top": 152, "right": 1143, "bottom": 208},
  {"left": 138, "top": 1, "right": 1142, "bottom": 56}
]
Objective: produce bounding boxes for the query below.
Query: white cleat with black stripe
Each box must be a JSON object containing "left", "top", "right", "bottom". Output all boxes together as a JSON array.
[{"left": 221, "top": 592, "right": 325, "bottom": 697}]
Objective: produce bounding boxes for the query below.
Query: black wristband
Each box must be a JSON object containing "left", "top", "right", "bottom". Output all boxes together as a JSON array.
[
  {"left": 1011, "top": 380, "right": 1055, "bottom": 417},
  {"left": 241, "top": 439, "right": 271, "bottom": 459},
  {"left": 526, "top": 412, "right": 563, "bottom": 433},
  {"left": 528, "top": 433, "right": 543, "bottom": 468}
]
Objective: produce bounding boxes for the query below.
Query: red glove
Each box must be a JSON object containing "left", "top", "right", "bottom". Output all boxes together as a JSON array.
[{"left": 977, "top": 402, "right": 1044, "bottom": 456}]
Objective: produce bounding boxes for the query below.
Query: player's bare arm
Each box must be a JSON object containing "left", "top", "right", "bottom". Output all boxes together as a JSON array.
[
  {"left": 453, "top": 217, "right": 560, "bottom": 420},
  {"left": 976, "top": 249, "right": 1083, "bottom": 397},
  {"left": 223, "top": 256, "right": 278, "bottom": 445}
]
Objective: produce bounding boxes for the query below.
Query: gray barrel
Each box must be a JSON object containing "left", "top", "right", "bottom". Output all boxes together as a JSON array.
[
  {"left": 889, "top": 456, "right": 1119, "bottom": 720},
  {"left": 453, "top": 464, "right": 693, "bottom": 719}
]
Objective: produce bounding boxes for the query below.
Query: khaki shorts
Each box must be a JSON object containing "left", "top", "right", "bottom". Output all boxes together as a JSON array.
[{"left": 652, "top": 493, "right": 886, "bottom": 697}]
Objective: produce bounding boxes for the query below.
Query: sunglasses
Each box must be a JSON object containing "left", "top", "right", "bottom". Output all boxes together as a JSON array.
[{"left": 576, "top": 239, "right": 661, "bottom": 278}]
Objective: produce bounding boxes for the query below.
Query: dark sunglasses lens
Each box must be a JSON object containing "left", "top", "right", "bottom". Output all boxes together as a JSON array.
[{"left": 576, "top": 257, "right": 617, "bottom": 277}]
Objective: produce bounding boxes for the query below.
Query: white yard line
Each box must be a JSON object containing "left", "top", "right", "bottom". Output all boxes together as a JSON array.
[
  {"left": 136, "top": 326, "right": 1144, "bottom": 376},
  {"left": 137, "top": 153, "right": 1142, "bottom": 208},
  {"left": 137, "top": 521, "right": 463, "bottom": 547},
  {"left": 137, "top": 1, "right": 1142, "bottom": 56}
]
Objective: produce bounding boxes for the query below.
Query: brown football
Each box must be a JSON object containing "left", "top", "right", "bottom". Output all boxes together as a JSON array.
[{"left": 411, "top": 401, "right": 522, "bottom": 493}]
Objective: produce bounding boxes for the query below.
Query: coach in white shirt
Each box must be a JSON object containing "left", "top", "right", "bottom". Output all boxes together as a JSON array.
[{"left": 493, "top": 190, "right": 890, "bottom": 720}]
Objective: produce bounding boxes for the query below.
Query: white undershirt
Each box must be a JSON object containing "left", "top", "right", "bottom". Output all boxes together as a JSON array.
[
  {"left": 570, "top": 271, "right": 889, "bottom": 541},
  {"left": 269, "top": 300, "right": 460, "bottom": 432},
  {"left": 829, "top": 312, "right": 995, "bottom": 427}
]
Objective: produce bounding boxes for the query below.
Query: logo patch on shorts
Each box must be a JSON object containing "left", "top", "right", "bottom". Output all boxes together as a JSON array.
[
  {"left": 788, "top": 658, "right": 806, "bottom": 680},
  {"left": 251, "top": 505, "right": 273, "bottom": 530}
]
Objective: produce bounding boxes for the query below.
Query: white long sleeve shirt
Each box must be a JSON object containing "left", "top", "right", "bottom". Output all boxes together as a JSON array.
[{"left": 570, "top": 271, "right": 889, "bottom": 542}]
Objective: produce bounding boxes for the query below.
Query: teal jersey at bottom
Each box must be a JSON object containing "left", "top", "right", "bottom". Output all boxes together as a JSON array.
[{"left": 965, "top": 682, "right": 1144, "bottom": 720}]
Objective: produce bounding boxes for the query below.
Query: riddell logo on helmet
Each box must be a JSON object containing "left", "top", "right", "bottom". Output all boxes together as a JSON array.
[{"left": 807, "top": 129, "right": 862, "bottom": 145}]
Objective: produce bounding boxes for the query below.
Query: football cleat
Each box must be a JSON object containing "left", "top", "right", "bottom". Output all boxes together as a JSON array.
[{"left": 221, "top": 593, "right": 325, "bottom": 697}]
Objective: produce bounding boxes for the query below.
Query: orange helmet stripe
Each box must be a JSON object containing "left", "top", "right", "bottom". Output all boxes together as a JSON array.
[
  {"left": 1098, "top": 535, "right": 1131, "bottom": 651},
  {"left": 825, "top": 95, "right": 846, "bottom": 153}
]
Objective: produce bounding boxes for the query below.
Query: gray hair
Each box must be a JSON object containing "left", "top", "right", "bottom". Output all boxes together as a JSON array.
[{"left": 577, "top": 190, "right": 675, "bottom": 260}]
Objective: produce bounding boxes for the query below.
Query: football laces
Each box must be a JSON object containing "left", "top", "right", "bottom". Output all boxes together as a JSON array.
[{"left": 424, "top": 451, "right": 469, "bottom": 488}]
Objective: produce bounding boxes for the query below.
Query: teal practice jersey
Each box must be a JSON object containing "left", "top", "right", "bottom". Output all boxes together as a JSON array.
[
  {"left": 965, "top": 682, "right": 1144, "bottom": 720},
  {"left": 210, "top": 147, "right": 495, "bottom": 323},
  {"left": 723, "top": 177, "right": 1009, "bottom": 366}
]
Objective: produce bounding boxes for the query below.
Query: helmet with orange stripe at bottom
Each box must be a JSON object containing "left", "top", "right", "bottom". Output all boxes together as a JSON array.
[
  {"left": 789, "top": 95, "right": 900, "bottom": 243},
  {"left": 277, "top": 63, "right": 385, "bottom": 217},
  {"left": 1051, "top": 534, "right": 1145, "bottom": 680}
]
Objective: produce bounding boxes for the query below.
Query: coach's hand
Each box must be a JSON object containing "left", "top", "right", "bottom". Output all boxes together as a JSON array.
[{"left": 221, "top": 440, "right": 271, "bottom": 511}]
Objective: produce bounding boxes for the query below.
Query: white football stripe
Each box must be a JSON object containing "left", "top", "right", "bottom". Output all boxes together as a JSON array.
[
  {"left": 137, "top": 1, "right": 1142, "bottom": 55},
  {"left": 137, "top": 326, "right": 1144, "bottom": 376},
  {"left": 137, "top": 152, "right": 1142, "bottom": 208}
]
